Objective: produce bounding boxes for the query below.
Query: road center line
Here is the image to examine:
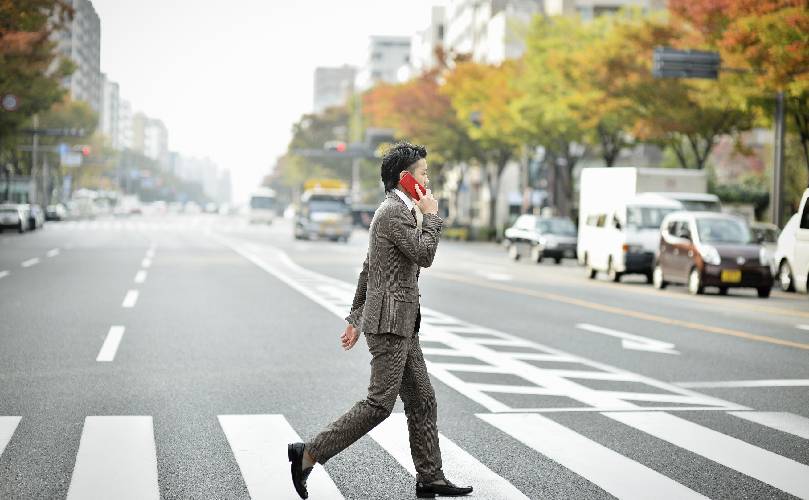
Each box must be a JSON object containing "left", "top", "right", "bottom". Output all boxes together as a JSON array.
[
  {"left": 122, "top": 290, "right": 139, "bottom": 308},
  {"left": 134, "top": 270, "right": 147, "bottom": 284},
  {"left": 46, "top": 248, "right": 60, "bottom": 257},
  {"left": 97, "top": 326, "right": 125, "bottom": 362},
  {"left": 21, "top": 258, "right": 40, "bottom": 268},
  {"left": 141, "top": 258, "right": 151, "bottom": 268},
  {"left": 431, "top": 271, "right": 809, "bottom": 351}
]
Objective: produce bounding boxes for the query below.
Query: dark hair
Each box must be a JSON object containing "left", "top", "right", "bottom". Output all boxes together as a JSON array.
[{"left": 380, "top": 141, "right": 427, "bottom": 192}]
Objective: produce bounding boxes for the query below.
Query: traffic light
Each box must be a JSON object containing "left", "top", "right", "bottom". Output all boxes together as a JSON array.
[
  {"left": 324, "top": 140, "right": 347, "bottom": 152},
  {"left": 81, "top": 146, "right": 91, "bottom": 156},
  {"left": 653, "top": 47, "right": 720, "bottom": 80}
]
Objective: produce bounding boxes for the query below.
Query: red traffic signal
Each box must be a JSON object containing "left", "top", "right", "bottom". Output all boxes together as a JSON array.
[
  {"left": 324, "top": 140, "right": 347, "bottom": 152},
  {"left": 81, "top": 146, "right": 91, "bottom": 156}
]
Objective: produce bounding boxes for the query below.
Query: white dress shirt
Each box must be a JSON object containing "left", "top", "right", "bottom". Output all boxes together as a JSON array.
[{"left": 393, "top": 188, "right": 422, "bottom": 230}]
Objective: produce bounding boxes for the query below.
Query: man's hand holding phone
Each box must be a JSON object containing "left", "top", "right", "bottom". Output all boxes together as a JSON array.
[{"left": 414, "top": 185, "right": 438, "bottom": 215}]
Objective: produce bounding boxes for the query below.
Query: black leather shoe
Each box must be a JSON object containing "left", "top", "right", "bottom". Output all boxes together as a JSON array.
[
  {"left": 287, "top": 442, "right": 313, "bottom": 499},
  {"left": 416, "top": 479, "right": 473, "bottom": 498}
]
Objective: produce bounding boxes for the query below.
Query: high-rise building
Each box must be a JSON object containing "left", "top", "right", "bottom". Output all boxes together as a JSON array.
[
  {"left": 355, "top": 36, "right": 412, "bottom": 90},
  {"left": 313, "top": 65, "right": 356, "bottom": 114},
  {"left": 411, "top": 6, "right": 447, "bottom": 74},
  {"left": 445, "top": 0, "right": 541, "bottom": 65},
  {"left": 132, "top": 113, "right": 169, "bottom": 166},
  {"left": 118, "top": 99, "right": 133, "bottom": 150},
  {"left": 53, "top": 0, "right": 102, "bottom": 112},
  {"left": 99, "top": 74, "right": 120, "bottom": 149},
  {"left": 543, "top": 0, "right": 667, "bottom": 18}
]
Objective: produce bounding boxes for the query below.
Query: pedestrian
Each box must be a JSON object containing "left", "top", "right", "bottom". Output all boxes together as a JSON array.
[{"left": 287, "top": 142, "right": 473, "bottom": 499}]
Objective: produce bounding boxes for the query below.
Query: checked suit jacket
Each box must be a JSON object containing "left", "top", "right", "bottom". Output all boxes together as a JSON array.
[{"left": 345, "top": 191, "right": 443, "bottom": 337}]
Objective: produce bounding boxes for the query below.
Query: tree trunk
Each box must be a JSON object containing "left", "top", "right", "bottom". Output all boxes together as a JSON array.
[{"left": 789, "top": 95, "right": 809, "bottom": 185}]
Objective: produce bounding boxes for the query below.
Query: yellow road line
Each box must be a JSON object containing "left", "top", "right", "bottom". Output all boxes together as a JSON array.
[{"left": 431, "top": 271, "right": 809, "bottom": 351}]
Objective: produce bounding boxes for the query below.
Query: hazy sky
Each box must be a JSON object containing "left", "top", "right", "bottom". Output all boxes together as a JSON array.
[{"left": 93, "top": 0, "right": 441, "bottom": 203}]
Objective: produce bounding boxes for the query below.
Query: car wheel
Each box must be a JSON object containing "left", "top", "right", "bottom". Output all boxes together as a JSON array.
[
  {"left": 584, "top": 254, "right": 597, "bottom": 279},
  {"left": 645, "top": 272, "right": 654, "bottom": 284},
  {"left": 718, "top": 287, "right": 729, "bottom": 296},
  {"left": 607, "top": 258, "right": 621, "bottom": 282},
  {"left": 757, "top": 286, "right": 771, "bottom": 298},
  {"left": 18, "top": 222, "right": 24, "bottom": 233},
  {"left": 508, "top": 244, "right": 520, "bottom": 261},
  {"left": 778, "top": 261, "right": 795, "bottom": 292},
  {"left": 688, "top": 268, "right": 704, "bottom": 295},
  {"left": 653, "top": 265, "right": 667, "bottom": 290},
  {"left": 554, "top": 258, "right": 562, "bottom": 265},
  {"left": 530, "top": 246, "right": 543, "bottom": 263}
]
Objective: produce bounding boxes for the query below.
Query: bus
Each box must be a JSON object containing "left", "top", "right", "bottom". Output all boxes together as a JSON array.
[{"left": 248, "top": 188, "right": 276, "bottom": 224}]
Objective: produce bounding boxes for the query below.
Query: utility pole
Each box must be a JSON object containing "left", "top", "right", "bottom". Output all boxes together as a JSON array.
[
  {"left": 772, "top": 91, "right": 785, "bottom": 226},
  {"left": 32, "top": 114, "right": 40, "bottom": 204}
]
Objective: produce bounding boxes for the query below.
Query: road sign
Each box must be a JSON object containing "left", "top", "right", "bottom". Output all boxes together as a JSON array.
[
  {"left": 653, "top": 47, "right": 720, "bottom": 79},
  {"left": 1, "top": 94, "right": 19, "bottom": 111},
  {"left": 61, "top": 152, "right": 83, "bottom": 167}
]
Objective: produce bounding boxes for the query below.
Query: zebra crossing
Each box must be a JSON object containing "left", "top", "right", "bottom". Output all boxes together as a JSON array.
[{"left": 1, "top": 410, "right": 807, "bottom": 498}]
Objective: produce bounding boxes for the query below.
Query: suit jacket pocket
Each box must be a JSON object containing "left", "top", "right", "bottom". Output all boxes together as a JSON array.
[{"left": 392, "top": 290, "right": 419, "bottom": 336}]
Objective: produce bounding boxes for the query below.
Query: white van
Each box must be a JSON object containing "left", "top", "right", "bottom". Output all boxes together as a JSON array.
[
  {"left": 578, "top": 193, "right": 684, "bottom": 282},
  {"left": 773, "top": 188, "right": 809, "bottom": 293}
]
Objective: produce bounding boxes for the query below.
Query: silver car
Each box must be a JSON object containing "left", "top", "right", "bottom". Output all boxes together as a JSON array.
[
  {"left": 0, "top": 204, "right": 29, "bottom": 233},
  {"left": 505, "top": 215, "right": 578, "bottom": 264}
]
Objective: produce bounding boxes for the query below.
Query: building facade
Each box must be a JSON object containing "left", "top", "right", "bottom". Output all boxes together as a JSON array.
[
  {"left": 132, "top": 113, "right": 169, "bottom": 166},
  {"left": 99, "top": 74, "right": 120, "bottom": 150},
  {"left": 410, "top": 6, "right": 447, "bottom": 74},
  {"left": 355, "top": 36, "right": 412, "bottom": 90},
  {"left": 313, "top": 65, "right": 356, "bottom": 114},
  {"left": 54, "top": 0, "right": 102, "bottom": 112},
  {"left": 543, "top": 0, "right": 667, "bottom": 18}
]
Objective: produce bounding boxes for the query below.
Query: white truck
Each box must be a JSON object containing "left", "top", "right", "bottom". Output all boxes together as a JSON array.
[
  {"left": 577, "top": 167, "right": 713, "bottom": 282},
  {"left": 774, "top": 188, "right": 809, "bottom": 293}
]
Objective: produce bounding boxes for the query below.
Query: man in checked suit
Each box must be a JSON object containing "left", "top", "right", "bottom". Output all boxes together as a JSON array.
[{"left": 288, "top": 142, "right": 473, "bottom": 499}]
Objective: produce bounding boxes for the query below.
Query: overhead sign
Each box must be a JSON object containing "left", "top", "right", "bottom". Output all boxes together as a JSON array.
[{"left": 653, "top": 47, "right": 720, "bottom": 80}]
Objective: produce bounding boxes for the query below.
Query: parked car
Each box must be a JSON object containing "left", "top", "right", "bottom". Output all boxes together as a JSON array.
[
  {"left": 773, "top": 188, "right": 809, "bottom": 293},
  {"left": 505, "top": 215, "right": 578, "bottom": 264},
  {"left": 653, "top": 212, "right": 773, "bottom": 297},
  {"left": 0, "top": 204, "right": 29, "bottom": 233},
  {"left": 578, "top": 193, "right": 684, "bottom": 282},
  {"left": 45, "top": 203, "right": 68, "bottom": 221},
  {"left": 750, "top": 222, "right": 780, "bottom": 276}
]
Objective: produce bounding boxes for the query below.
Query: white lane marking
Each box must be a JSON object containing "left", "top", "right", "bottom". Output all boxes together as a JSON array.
[
  {"left": 66, "top": 416, "right": 159, "bottom": 500},
  {"left": 479, "top": 413, "right": 706, "bottom": 500},
  {"left": 46, "top": 248, "right": 60, "bottom": 257},
  {"left": 21, "top": 258, "right": 40, "bottom": 268},
  {"left": 141, "top": 258, "right": 152, "bottom": 268},
  {"left": 370, "top": 414, "right": 527, "bottom": 500},
  {"left": 728, "top": 411, "right": 809, "bottom": 440},
  {"left": 0, "top": 270, "right": 8, "bottom": 279},
  {"left": 797, "top": 325, "right": 809, "bottom": 331},
  {"left": 97, "top": 326, "right": 125, "bottom": 362},
  {"left": 134, "top": 270, "right": 147, "bottom": 284},
  {"left": 474, "top": 270, "right": 513, "bottom": 281},
  {"left": 145, "top": 249, "right": 155, "bottom": 259},
  {"left": 122, "top": 290, "right": 139, "bottom": 308},
  {"left": 218, "top": 415, "right": 344, "bottom": 500},
  {"left": 604, "top": 411, "right": 809, "bottom": 499},
  {"left": 0, "top": 416, "right": 21, "bottom": 455},
  {"left": 675, "top": 379, "right": 809, "bottom": 388},
  {"left": 210, "top": 234, "right": 746, "bottom": 413},
  {"left": 576, "top": 323, "right": 679, "bottom": 355}
]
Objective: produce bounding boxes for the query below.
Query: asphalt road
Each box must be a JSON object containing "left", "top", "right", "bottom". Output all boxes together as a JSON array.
[{"left": 1, "top": 213, "right": 807, "bottom": 500}]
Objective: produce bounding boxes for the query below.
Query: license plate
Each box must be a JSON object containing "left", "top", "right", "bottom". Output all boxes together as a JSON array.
[{"left": 721, "top": 269, "right": 742, "bottom": 283}]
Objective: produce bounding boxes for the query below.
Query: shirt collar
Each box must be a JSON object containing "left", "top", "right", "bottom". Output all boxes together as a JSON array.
[{"left": 393, "top": 188, "right": 415, "bottom": 211}]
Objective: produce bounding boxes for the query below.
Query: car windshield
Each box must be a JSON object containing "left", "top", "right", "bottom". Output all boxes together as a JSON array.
[
  {"left": 696, "top": 218, "right": 752, "bottom": 244},
  {"left": 250, "top": 196, "right": 274, "bottom": 209},
  {"left": 0, "top": 208, "right": 17, "bottom": 214},
  {"left": 309, "top": 200, "right": 349, "bottom": 213},
  {"left": 680, "top": 200, "right": 720, "bottom": 212},
  {"left": 626, "top": 206, "right": 678, "bottom": 230},
  {"left": 536, "top": 218, "right": 576, "bottom": 236}
]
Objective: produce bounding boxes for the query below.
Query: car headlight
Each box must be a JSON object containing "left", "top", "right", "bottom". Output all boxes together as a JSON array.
[
  {"left": 700, "top": 244, "right": 721, "bottom": 266},
  {"left": 759, "top": 247, "right": 770, "bottom": 265}
]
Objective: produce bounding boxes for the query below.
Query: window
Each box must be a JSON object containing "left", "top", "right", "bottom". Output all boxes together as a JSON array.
[
  {"left": 537, "top": 218, "right": 576, "bottom": 236},
  {"left": 801, "top": 199, "right": 809, "bottom": 229},
  {"left": 666, "top": 221, "right": 678, "bottom": 236},
  {"left": 696, "top": 218, "right": 752, "bottom": 244},
  {"left": 626, "top": 206, "right": 679, "bottom": 230}
]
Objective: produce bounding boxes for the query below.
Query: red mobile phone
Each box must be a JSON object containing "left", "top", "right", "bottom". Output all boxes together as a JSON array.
[{"left": 400, "top": 171, "right": 426, "bottom": 200}]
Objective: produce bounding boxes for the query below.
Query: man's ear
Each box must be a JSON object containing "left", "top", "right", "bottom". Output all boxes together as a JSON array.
[{"left": 399, "top": 170, "right": 407, "bottom": 180}]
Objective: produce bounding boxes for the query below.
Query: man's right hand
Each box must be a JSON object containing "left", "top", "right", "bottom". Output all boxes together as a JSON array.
[
  {"left": 340, "top": 324, "right": 359, "bottom": 350},
  {"left": 414, "top": 185, "right": 438, "bottom": 215}
]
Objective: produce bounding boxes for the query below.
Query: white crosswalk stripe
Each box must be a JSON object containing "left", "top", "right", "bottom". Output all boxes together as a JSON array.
[
  {"left": 479, "top": 413, "right": 707, "bottom": 500},
  {"left": 0, "top": 411, "right": 806, "bottom": 498},
  {"left": 369, "top": 413, "right": 528, "bottom": 499},
  {"left": 66, "top": 416, "right": 159, "bottom": 500},
  {"left": 0, "top": 416, "right": 21, "bottom": 456},
  {"left": 729, "top": 411, "right": 809, "bottom": 440},
  {"left": 604, "top": 411, "right": 809, "bottom": 499},
  {"left": 218, "top": 414, "right": 344, "bottom": 500}
]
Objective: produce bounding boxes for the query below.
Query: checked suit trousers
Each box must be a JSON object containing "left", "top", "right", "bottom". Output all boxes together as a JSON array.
[{"left": 306, "top": 331, "right": 445, "bottom": 484}]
